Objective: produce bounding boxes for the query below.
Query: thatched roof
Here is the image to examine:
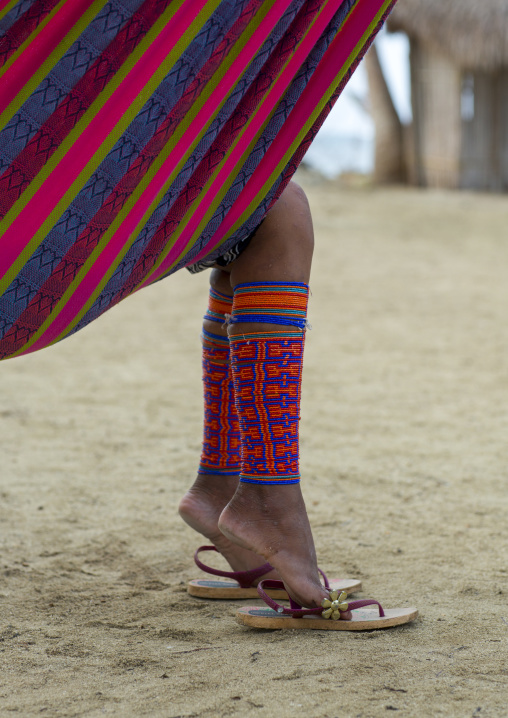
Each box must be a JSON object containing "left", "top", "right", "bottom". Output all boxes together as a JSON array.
[{"left": 388, "top": 0, "right": 508, "bottom": 70}]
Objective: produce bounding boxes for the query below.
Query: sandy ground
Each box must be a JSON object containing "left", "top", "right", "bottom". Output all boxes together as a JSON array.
[{"left": 1, "top": 170, "right": 508, "bottom": 717}]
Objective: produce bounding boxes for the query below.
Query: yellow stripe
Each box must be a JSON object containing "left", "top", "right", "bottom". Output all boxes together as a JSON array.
[
  {"left": 0, "top": 0, "right": 21, "bottom": 24},
  {"left": 0, "top": 0, "right": 108, "bottom": 132},
  {"left": 0, "top": 0, "right": 67, "bottom": 79}
]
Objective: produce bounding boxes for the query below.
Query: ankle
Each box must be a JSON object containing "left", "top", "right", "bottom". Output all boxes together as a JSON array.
[
  {"left": 187, "top": 473, "right": 239, "bottom": 499},
  {"left": 227, "top": 481, "right": 306, "bottom": 518}
]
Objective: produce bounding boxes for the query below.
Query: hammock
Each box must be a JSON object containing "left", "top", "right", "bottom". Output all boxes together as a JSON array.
[{"left": 0, "top": 0, "right": 395, "bottom": 360}]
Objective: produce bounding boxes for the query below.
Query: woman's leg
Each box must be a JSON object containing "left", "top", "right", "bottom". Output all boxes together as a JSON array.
[
  {"left": 218, "top": 182, "right": 327, "bottom": 608},
  {"left": 179, "top": 269, "right": 278, "bottom": 576}
]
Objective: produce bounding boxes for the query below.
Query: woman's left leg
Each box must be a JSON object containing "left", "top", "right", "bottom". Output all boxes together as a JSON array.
[{"left": 179, "top": 268, "right": 278, "bottom": 576}]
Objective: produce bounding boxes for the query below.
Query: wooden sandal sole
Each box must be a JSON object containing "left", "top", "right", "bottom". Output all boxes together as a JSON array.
[{"left": 236, "top": 606, "right": 418, "bottom": 630}]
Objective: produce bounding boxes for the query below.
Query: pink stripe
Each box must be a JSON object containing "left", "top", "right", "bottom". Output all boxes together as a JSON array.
[
  {"left": 166, "top": 0, "right": 387, "bottom": 274},
  {"left": 0, "top": 0, "right": 208, "bottom": 282},
  {"left": 0, "top": 0, "right": 98, "bottom": 114},
  {"left": 28, "top": 0, "right": 295, "bottom": 350},
  {"left": 145, "top": 0, "right": 350, "bottom": 283}
]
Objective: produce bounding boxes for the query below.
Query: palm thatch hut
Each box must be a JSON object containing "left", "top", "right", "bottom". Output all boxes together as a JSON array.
[{"left": 386, "top": 0, "right": 508, "bottom": 190}]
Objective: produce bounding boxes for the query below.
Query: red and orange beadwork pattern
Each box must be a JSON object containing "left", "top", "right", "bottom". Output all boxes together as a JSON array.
[
  {"left": 199, "top": 330, "right": 241, "bottom": 475},
  {"left": 199, "top": 286, "right": 240, "bottom": 476},
  {"left": 230, "top": 331, "right": 305, "bottom": 484}
]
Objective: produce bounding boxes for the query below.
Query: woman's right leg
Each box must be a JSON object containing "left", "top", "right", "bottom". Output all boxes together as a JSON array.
[{"left": 218, "top": 182, "right": 327, "bottom": 609}]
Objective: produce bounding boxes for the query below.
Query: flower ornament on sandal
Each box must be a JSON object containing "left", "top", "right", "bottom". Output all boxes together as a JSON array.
[{"left": 321, "top": 590, "right": 348, "bottom": 620}]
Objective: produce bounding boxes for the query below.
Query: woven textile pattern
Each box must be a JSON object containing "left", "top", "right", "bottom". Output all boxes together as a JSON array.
[
  {"left": 0, "top": 0, "right": 397, "bottom": 360},
  {"left": 231, "top": 331, "right": 304, "bottom": 484}
]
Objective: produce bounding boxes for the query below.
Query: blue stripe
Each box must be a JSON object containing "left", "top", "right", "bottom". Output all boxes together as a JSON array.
[{"left": 240, "top": 477, "right": 301, "bottom": 485}]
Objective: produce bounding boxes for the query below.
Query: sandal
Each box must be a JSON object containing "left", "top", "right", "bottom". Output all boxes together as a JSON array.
[
  {"left": 188, "top": 546, "right": 362, "bottom": 599},
  {"left": 236, "top": 579, "right": 418, "bottom": 630}
]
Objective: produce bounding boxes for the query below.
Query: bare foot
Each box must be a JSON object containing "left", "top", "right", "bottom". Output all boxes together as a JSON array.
[
  {"left": 178, "top": 474, "right": 278, "bottom": 580},
  {"left": 218, "top": 482, "right": 328, "bottom": 608}
]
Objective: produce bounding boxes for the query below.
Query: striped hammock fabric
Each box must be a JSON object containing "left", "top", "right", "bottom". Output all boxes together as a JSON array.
[{"left": 0, "top": 0, "right": 395, "bottom": 360}]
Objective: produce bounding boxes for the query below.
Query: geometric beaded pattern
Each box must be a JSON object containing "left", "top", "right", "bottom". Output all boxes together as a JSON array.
[
  {"left": 230, "top": 330, "right": 305, "bottom": 484},
  {"left": 199, "top": 328, "right": 241, "bottom": 476}
]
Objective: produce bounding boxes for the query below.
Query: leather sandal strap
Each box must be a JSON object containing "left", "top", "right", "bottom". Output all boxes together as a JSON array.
[
  {"left": 256, "top": 579, "right": 385, "bottom": 619},
  {"left": 194, "top": 547, "right": 330, "bottom": 591},
  {"left": 194, "top": 545, "right": 273, "bottom": 588},
  {"left": 346, "top": 598, "right": 385, "bottom": 617},
  {"left": 318, "top": 567, "right": 330, "bottom": 589},
  {"left": 257, "top": 580, "right": 322, "bottom": 617}
]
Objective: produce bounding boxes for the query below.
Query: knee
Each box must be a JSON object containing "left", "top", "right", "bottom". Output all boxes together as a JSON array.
[
  {"left": 277, "top": 181, "right": 311, "bottom": 219},
  {"left": 267, "top": 180, "right": 314, "bottom": 252},
  {"left": 224, "top": 180, "right": 314, "bottom": 286},
  {"left": 209, "top": 268, "right": 233, "bottom": 296},
  {"left": 283, "top": 180, "right": 311, "bottom": 212}
]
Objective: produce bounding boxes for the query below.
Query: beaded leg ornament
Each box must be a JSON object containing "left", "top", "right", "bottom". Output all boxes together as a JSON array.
[
  {"left": 198, "top": 289, "right": 241, "bottom": 476},
  {"left": 229, "top": 282, "right": 309, "bottom": 485}
]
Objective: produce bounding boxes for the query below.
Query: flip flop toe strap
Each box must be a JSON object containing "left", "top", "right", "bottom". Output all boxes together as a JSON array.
[
  {"left": 318, "top": 567, "right": 330, "bottom": 589},
  {"left": 257, "top": 580, "right": 322, "bottom": 617},
  {"left": 257, "top": 579, "right": 385, "bottom": 620},
  {"left": 194, "top": 545, "right": 273, "bottom": 588}
]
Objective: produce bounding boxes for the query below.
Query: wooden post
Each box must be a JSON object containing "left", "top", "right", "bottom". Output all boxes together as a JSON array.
[
  {"left": 410, "top": 41, "right": 462, "bottom": 189},
  {"left": 365, "top": 44, "right": 405, "bottom": 183}
]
